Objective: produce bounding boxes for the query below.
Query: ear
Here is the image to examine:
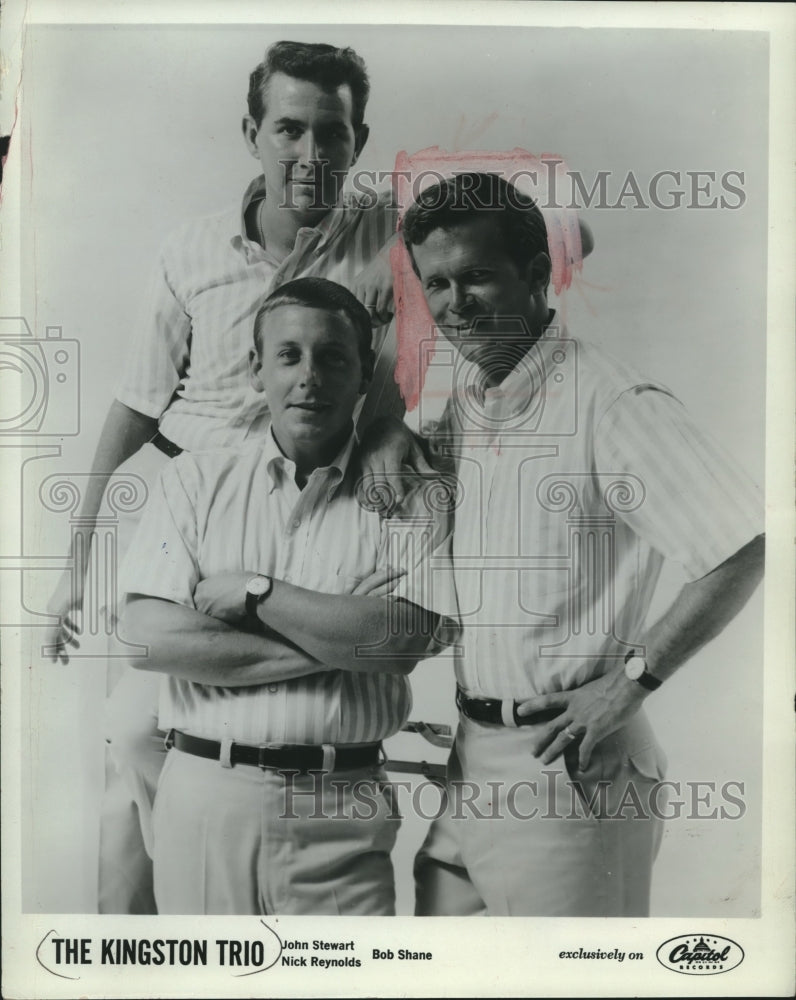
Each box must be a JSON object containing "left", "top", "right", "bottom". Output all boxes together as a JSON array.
[
  {"left": 351, "top": 123, "right": 370, "bottom": 165},
  {"left": 249, "top": 346, "right": 266, "bottom": 393},
  {"left": 524, "top": 251, "right": 552, "bottom": 295},
  {"left": 242, "top": 115, "right": 261, "bottom": 159},
  {"left": 358, "top": 348, "right": 375, "bottom": 395}
]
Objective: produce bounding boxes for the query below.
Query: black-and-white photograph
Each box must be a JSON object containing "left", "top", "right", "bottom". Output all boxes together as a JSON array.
[{"left": 2, "top": 2, "right": 793, "bottom": 997}]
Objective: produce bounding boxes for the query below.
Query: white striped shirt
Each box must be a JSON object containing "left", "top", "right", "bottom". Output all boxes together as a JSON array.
[
  {"left": 116, "top": 177, "right": 398, "bottom": 451},
  {"left": 427, "top": 324, "right": 763, "bottom": 699},
  {"left": 121, "top": 431, "right": 455, "bottom": 744}
]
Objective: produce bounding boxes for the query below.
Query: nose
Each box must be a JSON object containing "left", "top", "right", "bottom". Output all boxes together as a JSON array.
[
  {"left": 448, "top": 283, "right": 472, "bottom": 317},
  {"left": 298, "top": 356, "right": 321, "bottom": 388},
  {"left": 296, "top": 130, "right": 319, "bottom": 168}
]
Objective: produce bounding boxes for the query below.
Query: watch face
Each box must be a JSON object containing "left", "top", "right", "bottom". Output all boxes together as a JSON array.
[
  {"left": 625, "top": 656, "right": 647, "bottom": 681},
  {"left": 247, "top": 575, "right": 270, "bottom": 597}
]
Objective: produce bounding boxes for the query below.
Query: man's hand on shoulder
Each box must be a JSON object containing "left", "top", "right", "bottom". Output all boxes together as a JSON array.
[
  {"left": 358, "top": 415, "right": 438, "bottom": 515},
  {"left": 351, "top": 241, "right": 397, "bottom": 327}
]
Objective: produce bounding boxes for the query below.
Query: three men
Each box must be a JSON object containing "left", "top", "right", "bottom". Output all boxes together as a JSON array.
[
  {"left": 391, "top": 172, "right": 765, "bottom": 916},
  {"left": 120, "top": 277, "right": 456, "bottom": 914}
]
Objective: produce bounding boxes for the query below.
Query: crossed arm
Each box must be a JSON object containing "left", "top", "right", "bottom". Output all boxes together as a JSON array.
[{"left": 122, "top": 568, "right": 447, "bottom": 686}]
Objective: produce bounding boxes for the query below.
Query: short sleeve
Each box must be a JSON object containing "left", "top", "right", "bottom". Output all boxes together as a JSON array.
[
  {"left": 594, "top": 386, "right": 764, "bottom": 580},
  {"left": 120, "top": 456, "right": 202, "bottom": 607},
  {"left": 376, "top": 479, "right": 459, "bottom": 622},
  {"left": 115, "top": 233, "right": 192, "bottom": 418}
]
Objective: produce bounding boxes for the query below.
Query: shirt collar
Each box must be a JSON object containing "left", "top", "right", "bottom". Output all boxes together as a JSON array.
[
  {"left": 232, "top": 175, "right": 348, "bottom": 257},
  {"left": 264, "top": 425, "right": 358, "bottom": 501},
  {"left": 473, "top": 318, "right": 570, "bottom": 419}
]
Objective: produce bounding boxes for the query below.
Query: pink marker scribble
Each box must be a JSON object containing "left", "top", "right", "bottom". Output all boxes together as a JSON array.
[{"left": 389, "top": 147, "right": 585, "bottom": 410}]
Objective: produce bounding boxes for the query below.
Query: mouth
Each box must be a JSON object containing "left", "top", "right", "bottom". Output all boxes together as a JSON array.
[
  {"left": 439, "top": 322, "right": 475, "bottom": 336},
  {"left": 289, "top": 176, "right": 321, "bottom": 191},
  {"left": 290, "top": 401, "right": 331, "bottom": 413}
]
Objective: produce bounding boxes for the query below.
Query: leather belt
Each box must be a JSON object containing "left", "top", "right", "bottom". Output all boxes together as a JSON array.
[
  {"left": 165, "top": 729, "right": 383, "bottom": 774},
  {"left": 456, "top": 686, "right": 563, "bottom": 728},
  {"left": 151, "top": 431, "right": 183, "bottom": 459}
]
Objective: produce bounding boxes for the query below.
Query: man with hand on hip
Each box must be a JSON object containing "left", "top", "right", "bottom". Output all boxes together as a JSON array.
[{"left": 379, "top": 172, "right": 764, "bottom": 917}]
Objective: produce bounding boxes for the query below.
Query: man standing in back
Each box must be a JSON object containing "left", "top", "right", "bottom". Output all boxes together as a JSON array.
[{"left": 44, "top": 40, "right": 403, "bottom": 913}]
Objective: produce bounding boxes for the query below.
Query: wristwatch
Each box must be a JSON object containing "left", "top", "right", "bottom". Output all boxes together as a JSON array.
[
  {"left": 623, "top": 650, "right": 662, "bottom": 691},
  {"left": 245, "top": 575, "right": 273, "bottom": 620}
]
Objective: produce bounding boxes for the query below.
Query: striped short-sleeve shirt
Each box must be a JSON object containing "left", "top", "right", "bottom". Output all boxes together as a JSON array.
[
  {"left": 116, "top": 177, "right": 398, "bottom": 451},
  {"left": 426, "top": 324, "right": 763, "bottom": 699},
  {"left": 120, "top": 431, "right": 456, "bottom": 745}
]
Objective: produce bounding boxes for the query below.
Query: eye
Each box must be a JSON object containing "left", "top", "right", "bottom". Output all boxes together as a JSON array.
[
  {"left": 277, "top": 348, "right": 300, "bottom": 363},
  {"left": 277, "top": 125, "right": 302, "bottom": 139},
  {"left": 319, "top": 124, "right": 350, "bottom": 143},
  {"left": 322, "top": 350, "right": 349, "bottom": 367},
  {"left": 424, "top": 278, "right": 446, "bottom": 292}
]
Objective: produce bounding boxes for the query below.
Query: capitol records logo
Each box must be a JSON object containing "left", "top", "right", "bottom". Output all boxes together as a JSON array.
[{"left": 656, "top": 934, "right": 744, "bottom": 975}]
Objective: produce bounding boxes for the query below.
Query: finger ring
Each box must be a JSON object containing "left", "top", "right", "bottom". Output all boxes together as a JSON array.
[{"left": 563, "top": 726, "right": 577, "bottom": 741}]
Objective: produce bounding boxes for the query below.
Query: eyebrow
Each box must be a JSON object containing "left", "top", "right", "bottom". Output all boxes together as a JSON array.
[{"left": 271, "top": 116, "right": 304, "bottom": 128}]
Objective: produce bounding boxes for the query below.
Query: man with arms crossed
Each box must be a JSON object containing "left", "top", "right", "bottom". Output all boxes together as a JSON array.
[
  {"left": 120, "top": 277, "right": 456, "bottom": 914},
  {"left": 388, "top": 172, "right": 764, "bottom": 916}
]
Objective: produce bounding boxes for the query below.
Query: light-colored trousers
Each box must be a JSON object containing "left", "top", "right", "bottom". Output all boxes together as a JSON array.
[
  {"left": 415, "top": 710, "right": 667, "bottom": 917},
  {"left": 98, "top": 443, "right": 169, "bottom": 914},
  {"left": 153, "top": 749, "right": 400, "bottom": 914}
]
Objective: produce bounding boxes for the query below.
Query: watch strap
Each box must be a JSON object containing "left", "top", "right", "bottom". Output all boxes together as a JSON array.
[
  {"left": 245, "top": 589, "right": 261, "bottom": 620},
  {"left": 245, "top": 575, "right": 272, "bottom": 619},
  {"left": 624, "top": 649, "right": 663, "bottom": 691}
]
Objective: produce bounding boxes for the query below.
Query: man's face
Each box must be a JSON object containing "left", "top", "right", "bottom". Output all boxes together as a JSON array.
[
  {"left": 411, "top": 215, "right": 544, "bottom": 384},
  {"left": 243, "top": 72, "right": 368, "bottom": 224},
  {"left": 251, "top": 304, "right": 369, "bottom": 469}
]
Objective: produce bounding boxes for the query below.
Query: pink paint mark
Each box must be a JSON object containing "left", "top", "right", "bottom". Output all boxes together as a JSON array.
[
  {"left": 390, "top": 148, "right": 586, "bottom": 410},
  {"left": 390, "top": 239, "right": 436, "bottom": 413}
]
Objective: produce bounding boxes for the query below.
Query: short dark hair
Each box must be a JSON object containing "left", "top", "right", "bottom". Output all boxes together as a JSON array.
[
  {"left": 254, "top": 277, "right": 373, "bottom": 369},
  {"left": 247, "top": 41, "right": 370, "bottom": 127},
  {"left": 401, "top": 172, "right": 549, "bottom": 275}
]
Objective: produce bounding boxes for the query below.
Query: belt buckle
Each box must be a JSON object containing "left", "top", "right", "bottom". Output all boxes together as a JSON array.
[
  {"left": 256, "top": 743, "right": 281, "bottom": 771},
  {"left": 163, "top": 728, "right": 175, "bottom": 751}
]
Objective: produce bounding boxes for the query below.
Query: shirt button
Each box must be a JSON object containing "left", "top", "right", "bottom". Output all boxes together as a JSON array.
[
  {"left": 292, "top": 519, "right": 301, "bottom": 528},
  {"left": 268, "top": 684, "right": 279, "bottom": 694}
]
